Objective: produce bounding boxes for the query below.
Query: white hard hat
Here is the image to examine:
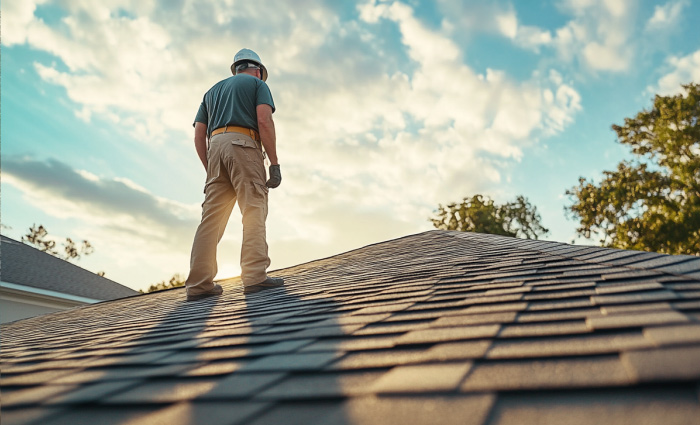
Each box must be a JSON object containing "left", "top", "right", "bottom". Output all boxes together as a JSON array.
[{"left": 231, "top": 48, "right": 268, "bottom": 81}]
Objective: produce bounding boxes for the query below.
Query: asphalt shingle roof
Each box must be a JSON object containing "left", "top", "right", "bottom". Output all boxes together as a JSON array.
[
  {"left": 2, "top": 230, "right": 700, "bottom": 424},
  {"left": 0, "top": 235, "right": 138, "bottom": 300}
]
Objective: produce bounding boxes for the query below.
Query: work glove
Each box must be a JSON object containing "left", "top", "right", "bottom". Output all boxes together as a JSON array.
[{"left": 266, "top": 164, "right": 282, "bottom": 188}]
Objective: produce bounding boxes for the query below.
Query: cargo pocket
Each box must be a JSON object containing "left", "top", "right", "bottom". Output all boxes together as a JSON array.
[{"left": 253, "top": 181, "right": 269, "bottom": 196}]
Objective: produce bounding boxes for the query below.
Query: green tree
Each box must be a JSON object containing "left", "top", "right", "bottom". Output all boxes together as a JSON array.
[
  {"left": 430, "top": 194, "right": 549, "bottom": 239},
  {"left": 140, "top": 273, "right": 186, "bottom": 294},
  {"left": 22, "top": 224, "right": 94, "bottom": 261},
  {"left": 566, "top": 83, "right": 700, "bottom": 255}
]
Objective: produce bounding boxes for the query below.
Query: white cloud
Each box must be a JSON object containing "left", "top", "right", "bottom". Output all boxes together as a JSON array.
[
  {"left": 654, "top": 49, "right": 700, "bottom": 95},
  {"left": 486, "top": 0, "right": 637, "bottom": 72},
  {"left": 646, "top": 0, "right": 689, "bottom": 30},
  {"left": 0, "top": 0, "right": 50, "bottom": 45},
  {"left": 553, "top": 0, "right": 638, "bottom": 72},
  {"left": 495, "top": 9, "right": 552, "bottom": 51}
]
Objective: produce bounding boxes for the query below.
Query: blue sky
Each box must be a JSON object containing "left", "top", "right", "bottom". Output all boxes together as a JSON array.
[{"left": 2, "top": 0, "right": 699, "bottom": 291}]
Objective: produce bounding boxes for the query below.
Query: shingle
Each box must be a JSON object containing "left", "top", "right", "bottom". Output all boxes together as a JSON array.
[
  {"left": 3, "top": 385, "right": 78, "bottom": 407},
  {"left": 258, "top": 370, "right": 385, "bottom": 399},
  {"left": 572, "top": 249, "right": 637, "bottom": 261},
  {"left": 522, "top": 289, "right": 597, "bottom": 300},
  {"left": 668, "top": 282, "right": 700, "bottom": 290},
  {"left": 38, "top": 406, "right": 165, "bottom": 425},
  {"left": 1, "top": 359, "right": 92, "bottom": 375},
  {"left": 499, "top": 321, "right": 590, "bottom": 338},
  {"left": 371, "top": 362, "right": 472, "bottom": 393},
  {"left": 316, "top": 313, "right": 391, "bottom": 326},
  {"left": 45, "top": 380, "right": 142, "bottom": 405},
  {"left": 594, "top": 282, "right": 664, "bottom": 294},
  {"left": 488, "top": 387, "right": 700, "bottom": 425},
  {"left": 674, "top": 300, "right": 700, "bottom": 310},
  {"left": 121, "top": 401, "right": 271, "bottom": 425},
  {"left": 461, "top": 356, "right": 632, "bottom": 391},
  {"left": 0, "top": 369, "right": 81, "bottom": 386},
  {"left": 397, "top": 325, "right": 501, "bottom": 345},
  {"left": 600, "top": 302, "right": 672, "bottom": 315},
  {"left": 462, "top": 302, "right": 529, "bottom": 314},
  {"left": 79, "top": 351, "right": 174, "bottom": 368},
  {"left": 286, "top": 324, "right": 365, "bottom": 339},
  {"left": 180, "top": 361, "right": 244, "bottom": 377},
  {"left": 239, "top": 352, "right": 342, "bottom": 372},
  {"left": 299, "top": 336, "right": 396, "bottom": 352},
  {"left": 103, "top": 379, "right": 218, "bottom": 404},
  {"left": 0, "top": 407, "right": 64, "bottom": 425},
  {"left": 352, "top": 302, "right": 415, "bottom": 315},
  {"left": 484, "top": 286, "right": 532, "bottom": 296},
  {"left": 586, "top": 311, "right": 690, "bottom": 330},
  {"left": 352, "top": 320, "right": 434, "bottom": 335},
  {"left": 433, "top": 312, "right": 517, "bottom": 327},
  {"left": 327, "top": 348, "right": 430, "bottom": 370},
  {"left": 423, "top": 340, "right": 492, "bottom": 360},
  {"left": 49, "top": 364, "right": 192, "bottom": 384},
  {"left": 330, "top": 394, "right": 496, "bottom": 425},
  {"left": 530, "top": 282, "right": 596, "bottom": 291},
  {"left": 622, "top": 346, "right": 700, "bottom": 382},
  {"left": 487, "top": 332, "right": 653, "bottom": 359},
  {"left": 246, "top": 401, "right": 346, "bottom": 425},
  {"left": 196, "top": 372, "right": 285, "bottom": 399},
  {"left": 591, "top": 291, "right": 679, "bottom": 305},
  {"left": 150, "top": 348, "right": 248, "bottom": 363},
  {"left": 198, "top": 325, "right": 268, "bottom": 339},
  {"left": 654, "top": 258, "right": 700, "bottom": 276},
  {"left": 643, "top": 324, "right": 700, "bottom": 346},
  {"left": 600, "top": 270, "right": 665, "bottom": 280},
  {"left": 253, "top": 324, "right": 308, "bottom": 335},
  {"left": 598, "top": 252, "right": 662, "bottom": 266}
]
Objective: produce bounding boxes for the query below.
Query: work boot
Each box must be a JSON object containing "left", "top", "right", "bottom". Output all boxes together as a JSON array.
[
  {"left": 186, "top": 284, "right": 223, "bottom": 301},
  {"left": 243, "top": 277, "right": 284, "bottom": 294}
]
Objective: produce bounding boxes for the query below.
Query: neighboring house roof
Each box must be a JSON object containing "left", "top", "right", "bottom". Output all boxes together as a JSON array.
[
  {"left": 1, "top": 230, "right": 700, "bottom": 425},
  {"left": 0, "top": 235, "right": 139, "bottom": 301}
]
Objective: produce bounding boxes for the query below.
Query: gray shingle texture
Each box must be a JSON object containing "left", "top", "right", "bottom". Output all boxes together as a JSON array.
[
  {"left": 2, "top": 230, "right": 700, "bottom": 424},
  {"left": 1, "top": 235, "right": 138, "bottom": 300}
]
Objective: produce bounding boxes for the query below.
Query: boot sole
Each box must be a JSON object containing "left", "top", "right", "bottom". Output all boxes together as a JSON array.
[{"left": 186, "top": 291, "right": 223, "bottom": 301}]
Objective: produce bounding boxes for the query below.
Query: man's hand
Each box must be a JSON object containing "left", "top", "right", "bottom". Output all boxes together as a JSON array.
[{"left": 266, "top": 164, "right": 282, "bottom": 188}]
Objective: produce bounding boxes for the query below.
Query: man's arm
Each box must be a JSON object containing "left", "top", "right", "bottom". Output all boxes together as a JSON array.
[
  {"left": 257, "top": 104, "right": 278, "bottom": 165},
  {"left": 194, "top": 122, "right": 208, "bottom": 170}
]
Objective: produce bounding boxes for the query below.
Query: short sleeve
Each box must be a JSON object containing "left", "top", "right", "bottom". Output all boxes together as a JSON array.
[
  {"left": 193, "top": 101, "right": 208, "bottom": 127},
  {"left": 256, "top": 82, "right": 276, "bottom": 113}
]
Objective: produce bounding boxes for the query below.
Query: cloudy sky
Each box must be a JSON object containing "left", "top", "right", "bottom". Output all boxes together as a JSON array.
[{"left": 2, "top": 0, "right": 699, "bottom": 291}]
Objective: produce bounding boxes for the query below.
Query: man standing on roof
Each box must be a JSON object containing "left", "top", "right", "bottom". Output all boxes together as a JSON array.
[{"left": 185, "top": 48, "right": 284, "bottom": 301}]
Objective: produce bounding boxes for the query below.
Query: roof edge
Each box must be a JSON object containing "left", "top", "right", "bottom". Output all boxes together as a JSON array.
[{"left": 0, "top": 281, "right": 101, "bottom": 304}]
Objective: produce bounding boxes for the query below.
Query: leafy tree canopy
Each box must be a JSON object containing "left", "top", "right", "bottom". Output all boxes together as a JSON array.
[
  {"left": 430, "top": 194, "right": 549, "bottom": 239},
  {"left": 141, "top": 273, "right": 185, "bottom": 294},
  {"left": 22, "top": 224, "right": 95, "bottom": 261},
  {"left": 566, "top": 83, "right": 700, "bottom": 255}
]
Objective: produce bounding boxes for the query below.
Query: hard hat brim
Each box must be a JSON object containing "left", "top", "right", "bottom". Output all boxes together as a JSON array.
[{"left": 231, "top": 61, "right": 268, "bottom": 82}]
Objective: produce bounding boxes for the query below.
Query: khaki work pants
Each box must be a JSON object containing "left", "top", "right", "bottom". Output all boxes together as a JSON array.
[{"left": 186, "top": 132, "right": 270, "bottom": 295}]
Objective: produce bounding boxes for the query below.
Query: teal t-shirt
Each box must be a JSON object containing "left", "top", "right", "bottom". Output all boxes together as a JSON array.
[{"left": 194, "top": 74, "right": 275, "bottom": 136}]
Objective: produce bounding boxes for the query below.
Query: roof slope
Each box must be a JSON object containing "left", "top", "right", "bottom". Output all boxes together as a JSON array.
[
  {"left": 0, "top": 235, "right": 138, "bottom": 300},
  {"left": 2, "top": 230, "right": 700, "bottom": 425}
]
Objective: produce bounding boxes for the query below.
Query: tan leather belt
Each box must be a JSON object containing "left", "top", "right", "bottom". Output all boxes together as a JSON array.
[{"left": 211, "top": 125, "right": 260, "bottom": 141}]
